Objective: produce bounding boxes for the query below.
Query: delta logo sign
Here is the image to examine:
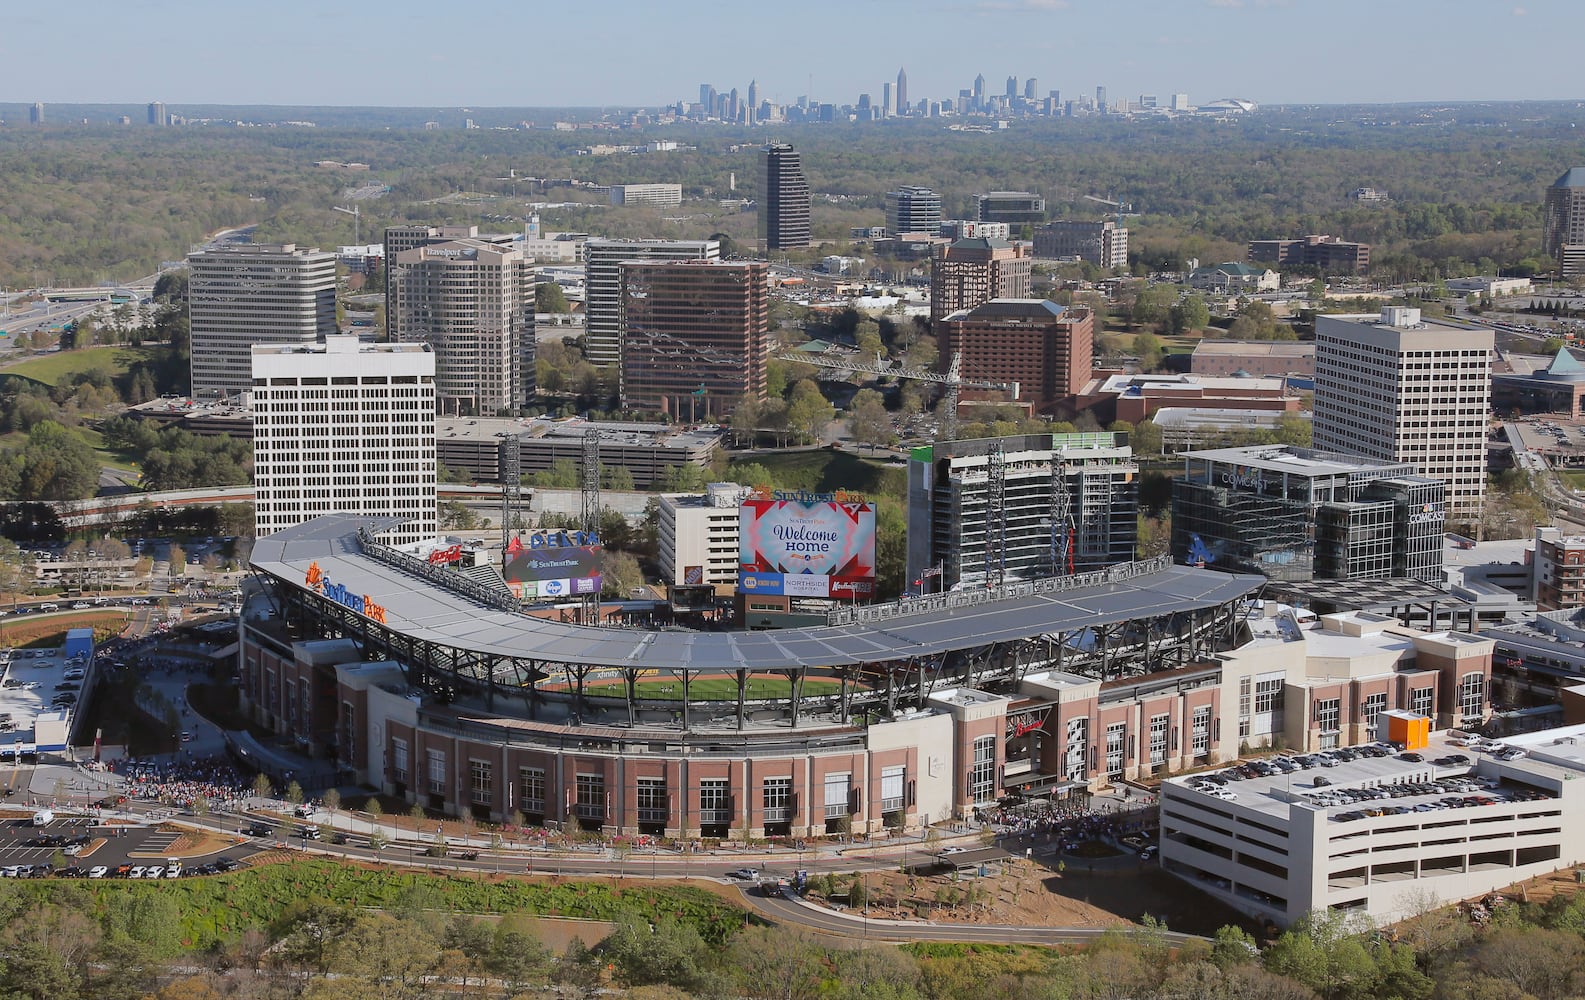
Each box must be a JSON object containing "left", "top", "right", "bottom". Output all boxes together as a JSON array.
[{"left": 305, "top": 561, "right": 388, "bottom": 625}]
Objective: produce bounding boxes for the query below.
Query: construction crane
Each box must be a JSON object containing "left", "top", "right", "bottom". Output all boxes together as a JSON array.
[
  {"left": 332, "top": 204, "right": 362, "bottom": 245},
  {"left": 776, "top": 348, "right": 1018, "bottom": 442}
]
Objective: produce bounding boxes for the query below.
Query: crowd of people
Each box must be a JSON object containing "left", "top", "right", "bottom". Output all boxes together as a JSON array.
[
  {"left": 113, "top": 755, "right": 250, "bottom": 812},
  {"left": 977, "top": 796, "right": 1159, "bottom": 855}
]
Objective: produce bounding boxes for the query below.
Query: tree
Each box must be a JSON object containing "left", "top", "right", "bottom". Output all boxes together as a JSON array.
[
  {"left": 786, "top": 380, "right": 836, "bottom": 443},
  {"left": 1170, "top": 295, "right": 1211, "bottom": 334},
  {"left": 535, "top": 282, "right": 570, "bottom": 314},
  {"left": 531, "top": 458, "right": 580, "bottom": 489},
  {"left": 323, "top": 787, "right": 341, "bottom": 813},
  {"left": 286, "top": 780, "right": 304, "bottom": 806},
  {"left": 601, "top": 550, "right": 644, "bottom": 598},
  {"left": 847, "top": 389, "right": 895, "bottom": 454},
  {"left": 251, "top": 773, "right": 273, "bottom": 799},
  {"left": 1131, "top": 285, "right": 1176, "bottom": 330},
  {"left": 1133, "top": 333, "right": 1164, "bottom": 371},
  {"left": 487, "top": 918, "right": 552, "bottom": 992},
  {"left": 1130, "top": 418, "right": 1163, "bottom": 456},
  {"left": 601, "top": 465, "right": 637, "bottom": 491},
  {"left": 854, "top": 319, "right": 884, "bottom": 358}
]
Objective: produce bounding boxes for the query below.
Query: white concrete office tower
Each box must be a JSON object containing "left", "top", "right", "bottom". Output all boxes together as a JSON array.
[
  {"left": 187, "top": 244, "right": 337, "bottom": 401},
  {"left": 885, "top": 186, "right": 942, "bottom": 236},
  {"left": 657, "top": 483, "right": 749, "bottom": 586},
  {"left": 582, "top": 239, "right": 719, "bottom": 368},
  {"left": 389, "top": 240, "right": 534, "bottom": 416},
  {"left": 251, "top": 337, "right": 437, "bottom": 547},
  {"left": 1313, "top": 307, "right": 1493, "bottom": 522}
]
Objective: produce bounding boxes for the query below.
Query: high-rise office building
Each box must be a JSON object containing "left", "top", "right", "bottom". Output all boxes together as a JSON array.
[
  {"left": 1544, "top": 168, "right": 1585, "bottom": 279},
  {"left": 147, "top": 102, "right": 167, "bottom": 126},
  {"left": 1170, "top": 445, "right": 1444, "bottom": 584},
  {"left": 976, "top": 191, "right": 1045, "bottom": 228},
  {"left": 884, "top": 185, "right": 942, "bottom": 236},
  {"left": 28, "top": 103, "right": 43, "bottom": 125},
  {"left": 1312, "top": 307, "right": 1493, "bottom": 521},
  {"left": 939, "top": 299, "right": 1093, "bottom": 411},
  {"left": 618, "top": 261, "right": 769, "bottom": 418},
  {"left": 930, "top": 237, "right": 1032, "bottom": 323},
  {"left": 759, "top": 143, "right": 812, "bottom": 251},
  {"left": 389, "top": 239, "right": 534, "bottom": 416},
  {"left": 896, "top": 68, "right": 908, "bottom": 116},
  {"left": 747, "top": 80, "right": 759, "bottom": 125},
  {"left": 882, "top": 82, "right": 895, "bottom": 118},
  {"left": 584, "top": 239, "right": 719, "bottom": 369},
  {"left": 1095, "top": 86, "right": 1108, "bottom": 112},
  {"left": 1034, "top": 220, "right": 1129, "bottom": 269},
  {"left": 973, "top": 74, "right": 986, "bottom": 109},
  {"left": 1006, "top": 76, "right": 1018, "bottom": 100},
  {"left": 907, "top": 432, "right": 1138, "bottom": 590},
  {"left": 187, "top": 243, "right": 337, "bottom": 400},
  {"left": 251, "top": 336, "right": 436, "bottom": 547},
  {"left": 383, "top": 225, "right": 520, "bottom": 310},
  {"left": 1025, "top": 78, "right": 1039, "bottom": 101}
]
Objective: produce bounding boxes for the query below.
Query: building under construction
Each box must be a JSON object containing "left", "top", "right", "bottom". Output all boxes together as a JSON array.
[{"left": 906, "top": 432, "right": 1138, "bottom": 591}]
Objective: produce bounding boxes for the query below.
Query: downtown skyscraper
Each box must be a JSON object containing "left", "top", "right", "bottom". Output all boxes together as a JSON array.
[{"left": 759, "top": 143, "right": 811, "bottom": 251}]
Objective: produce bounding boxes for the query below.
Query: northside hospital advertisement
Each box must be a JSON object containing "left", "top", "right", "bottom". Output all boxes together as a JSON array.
[{"left": 738, "top": 496, "right": 877, "bottom": 600}]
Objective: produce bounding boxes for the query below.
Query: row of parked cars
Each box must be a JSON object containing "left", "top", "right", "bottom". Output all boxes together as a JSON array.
[
  {"left": 1449, "top": 735, "right": 1529, "bottom": 762},
  {"left": 16, "top": 857, "right": 244, "bottom": 880}
]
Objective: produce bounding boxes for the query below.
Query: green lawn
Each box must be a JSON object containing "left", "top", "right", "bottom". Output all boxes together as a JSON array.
[
  {"left": 2, "top": 345, "right": 158, "bottom": 386},
  {"left": 582, "top": 676, "right": 850, "bottom": 702}
]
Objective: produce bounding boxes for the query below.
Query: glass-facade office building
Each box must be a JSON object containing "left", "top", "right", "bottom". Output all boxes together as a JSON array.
[{"left": 1171, "top": 445, "right": 1445, "bottom": 583}]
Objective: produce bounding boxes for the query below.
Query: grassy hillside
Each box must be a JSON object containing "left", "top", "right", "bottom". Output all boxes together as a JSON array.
[{"left": 2, "top": 345, "right": 161, "bottom": 387}]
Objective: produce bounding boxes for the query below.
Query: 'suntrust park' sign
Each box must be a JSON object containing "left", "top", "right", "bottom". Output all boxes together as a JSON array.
[{"left": 305, "top": 561, "right": 388, "bottom": 624}]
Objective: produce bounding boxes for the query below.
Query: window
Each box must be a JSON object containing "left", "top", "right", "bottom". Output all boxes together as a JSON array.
[
  {"left": 1064, "top": 717, "right": 1089, "bottom": 780},
  {"left": 1362, "top": 693, "right": 1387, "bottom": 730},
  {"left": 575, "top": 773, "right": 604, "bottom": 820},
  {"left": 1316, "top": 698, "right": 1341, "bottom": 733},
  {"left": 1459, "top": 673, "right": 1485, "bottom": 721},
  {"left": 1149, "top": 714, "right": 1169, "bottom": 766},
  {"left": 1255, "top": 677, "right": 1284, "bottom": 714},
  {"left": 700, "top": 779, "right": 730, "bottom": 824},
  {"left": 637, "top": 777, "right": 667, "bottom": 823},
  {"left": 1105, "top": 723, "right": 1125, "bottom": 780},
  {"left": 426, "top": 749, "right": 446, "bottom": 795},
  {"left": 881, "top": 766, "right": 905, "bottom": 813},
  {"left": 824, "top": 773, "right": 850, "bottom": 819},
  {"left": 1192, "top": 707, "right": 1211, "bottom": 757},
  {"left": 392, "top": 738, "right": 409, "bottom": 783},
  {"left": 1410, "top": 686, "right": 1434, "bottom": 717},
  {"left": 1238, "top": 677, "right": 1252, "bottom": 739},
  {"left": 763, "top": 777, "right": 792, "bottom": 823},
  {"left": 469, "top": 760, "right": 492, "bottom": 804},
  {"left": 969, "top": 736, "right": 996, "bottom": 803},
  {"left": 517, "top": 767, "right": 545, "bottom": 814},
  {"left": 340, "top": 702, "right": 356, "bottom": 762}
]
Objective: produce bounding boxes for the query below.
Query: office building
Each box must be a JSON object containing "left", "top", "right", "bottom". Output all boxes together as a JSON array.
[
  {"left": 383, "top": 225, "right": 522, "bottom": 320},
  {"left": 1170, "top": 444, "right": 1446, "bottom": 584},
  {"left": 608, "top": 184, "right": 684, "bottom": 208},
  {"left": 583, "top": 239, "right": 719, "bottom": 369},
  {"left": 1249, "top": 234, "right": 1371, "bottom": 275},
  {"left": 976, "top": 191, "right": 1045, "bottom": 228},
  {"left": 1532, "top": 527, "right": 1585, "bottom": 611},
  {"left": 939, "top": 221, "right": 1011, "bottom": 241},
  {"left": 882, "top": 82, "right": 895, "bottom": 118},
  {"left": 187, "top": 243, "right": 337, "bottom": 400},
  {"left": 884, "top": 185, "right": 942, "bottom": 237},
  {"left": 657, "top": 483, "right": 750, "bottom": 587},
  {"left": 251, "top": 336, "right": 436, "bottom": 547},
  {"left": 939, "top": 299, "right": 1093, "bottom": 411},
  {"left": 896, "top": 68, "right": 908, "bottom": 116},
  {"left": 1076, "top": 372, "right": 1299, "bottom": 425},
  {"left": 1095, "top": 86, "right": 1107, "bottom": 112},
  {"left": 1191, "top": 341, "right": 1315, "bottom": 378},
  {"left": 906, "top": 432, "right": 1137, "bottom": 590},
  {"left": 1185, "top": 262, "right": 1279, "bottom": 294},
  {"left": 1313, "top": 308, "right": 1493, "bottom": 521},
  {"left": 389, "top": 239, "right": 534, "bottom": 416},
  {"left": 929, "top": 237, "right": 1032, "bottom": 322},
  {"left": 759, "top": 143, "right": 812, "bottom": 251},
  {"left": 433, "top": 417, "right": 720, "bottom": 489},
  {"left": 147, "top": 102, "right": 167, "bottom": 126},
  {"left": 1034, "top": 220, "right": 1129, "bottom": 269},
  {"left": 28, "top": 103, "right": 42, "bottom": 125},
  {"left": 1490, "top": 346, "right": 1585, "bottom": 419},
  {"left": 1543, "top": 168, "right": 1585, "bottom": 279},
  {"left": 618, "top": 260, "right": 769, "bottom": 418},
  {"left": 1024, "top": 78, "right": 1039, "bottom": 101}
]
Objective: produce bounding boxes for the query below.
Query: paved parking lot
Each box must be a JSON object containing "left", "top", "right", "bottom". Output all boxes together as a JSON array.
[{"left": 0, "top": 813, "right": 259, "bottom": 875}]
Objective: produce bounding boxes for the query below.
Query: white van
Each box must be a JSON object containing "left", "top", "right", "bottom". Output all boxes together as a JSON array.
[{"left": 31, "top": 809, "right": 53, "bottom": 827}]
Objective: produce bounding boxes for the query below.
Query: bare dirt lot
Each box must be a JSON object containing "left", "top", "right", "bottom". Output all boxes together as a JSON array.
[{"left": 808, "top": 856, "right": 1252, "bottom": 937}]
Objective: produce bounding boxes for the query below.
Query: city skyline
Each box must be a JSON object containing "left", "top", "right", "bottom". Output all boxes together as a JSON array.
[{"left": 2, "top": 0, "right": 1577, "bottom": 109}]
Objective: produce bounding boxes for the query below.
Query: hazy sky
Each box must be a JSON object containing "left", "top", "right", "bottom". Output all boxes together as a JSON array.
[{"left": 3, "top": 0, "right": 1577, "bottom": 108}]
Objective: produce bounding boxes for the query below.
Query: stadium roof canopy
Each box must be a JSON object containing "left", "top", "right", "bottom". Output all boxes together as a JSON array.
[{"left": 251, "top": 515, "right": 1264, "bottom": 672}]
